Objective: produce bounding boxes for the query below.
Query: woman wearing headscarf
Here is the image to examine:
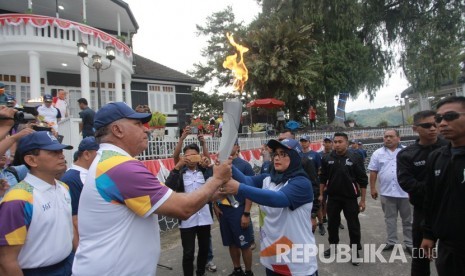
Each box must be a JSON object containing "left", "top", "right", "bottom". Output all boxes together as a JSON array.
[{"left": 222, "top": 138, "right": 318, "bottom": 276}]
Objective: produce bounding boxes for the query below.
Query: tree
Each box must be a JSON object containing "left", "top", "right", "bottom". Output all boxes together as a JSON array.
[{"left": 192, "top": 90, "right": 226, "bottom": 118}]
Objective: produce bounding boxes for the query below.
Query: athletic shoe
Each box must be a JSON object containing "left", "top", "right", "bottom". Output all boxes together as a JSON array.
[{"left": 206, "top": 261, "right": 217, "bottom": 272}]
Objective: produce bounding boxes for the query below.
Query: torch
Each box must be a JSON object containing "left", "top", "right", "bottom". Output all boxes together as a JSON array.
[{"left": 218, "top": 33, "right": 249, "bottom": 208}]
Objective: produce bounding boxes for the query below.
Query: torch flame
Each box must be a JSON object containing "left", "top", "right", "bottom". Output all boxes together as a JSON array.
[{"left": 223, "top": 33, "right": 249, "bottom": 93}]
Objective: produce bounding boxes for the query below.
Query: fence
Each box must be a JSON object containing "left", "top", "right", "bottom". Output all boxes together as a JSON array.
[{"left": 139, "top": 126, "right": 416, "bottom": 160}]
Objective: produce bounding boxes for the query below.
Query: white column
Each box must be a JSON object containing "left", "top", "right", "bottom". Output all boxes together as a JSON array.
[
  {"left": 114, "top": 68, "right": 122, "bottom": 102},
  {"left": 124, "top": 77, "right": 132, "bottom": 108},
  {"left": 80, "top": 59, "right": 91, "bottom": 107},
  {"left": 28, "top": 51, "right": 41, "bottom": 99},
  {"left": 461, "top": 83, "right": 465, "bottom": 96},
  {"left": 28, "top": 0, "right": 32, "bottom": 11},
  {"left": 82, "top": 0, "right": 87, "bottom": 23},
  {"left": 117, "top": 13, "right": 121, "bottom": 36}
]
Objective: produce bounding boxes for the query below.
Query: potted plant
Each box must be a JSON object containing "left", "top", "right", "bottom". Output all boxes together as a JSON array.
[{"left": 148, "top": 111, "right": 167, "bottom": 138}]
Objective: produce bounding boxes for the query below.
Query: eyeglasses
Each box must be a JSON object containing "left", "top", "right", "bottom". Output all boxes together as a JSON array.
[
  {"left": 273, "top": 151, "right": 289, "bottom": 159},
  {"left": 415, "top": 122, "right": 437, "bottom": 129},
  {"left": 434, "top": 111, "right": 465, "bottom": 123}
]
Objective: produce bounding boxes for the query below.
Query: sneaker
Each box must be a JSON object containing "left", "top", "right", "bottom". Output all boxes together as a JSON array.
[
  {"left": 382, "top": 244, "right": 395, "bottom": 251},
  {"left": 339, "top": 223, "right": 345, "bottom": 229},
  {"left": 228, "top": 268, "right": 245, "bottom": 276},
  {"left": 318, "top": 223, "right": 326, "bottom": 236},
  {"left": 206, "top": 261, "right": 217, "bottom": 272},
  {"left": 244, "top": 271, "right": 254, "bottom": 276}
]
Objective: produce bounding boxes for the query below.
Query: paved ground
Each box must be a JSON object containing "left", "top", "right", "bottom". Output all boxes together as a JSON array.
[{"left": 158, "top": 197, "right": 438, "bottom": 276}]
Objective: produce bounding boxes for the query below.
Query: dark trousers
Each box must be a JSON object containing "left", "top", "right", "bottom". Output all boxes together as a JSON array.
[
  {"left": 327, "top": 196, "right": 361, "bottom": 249},
  {"left": 180, "top": 225, "right": 211, "bottom": 276},
  {"left": 435, "top": 241, "right": 465, "bottom": 276},
  {"left": 22, "top": 252, "right": 73, "bottom": 276},
  {"left": 411, "top": 208, "right": 430, "bottom": 276}
]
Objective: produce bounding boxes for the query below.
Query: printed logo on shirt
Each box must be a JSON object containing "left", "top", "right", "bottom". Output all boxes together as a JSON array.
[
  {"left": 328, "top": 161, "right": 334, "bottom": 164},
  {"left": 413, "top": 160, "right": 426, "bottom": 166},
  {"left": 42, "top": 201, "right": 51, "bottom": 212},
  {"left": 435, "top": 170, "right": 441, "bottom": 176},
  {"left": 345, "top": 159, "right": 353, "bottom": 166}
]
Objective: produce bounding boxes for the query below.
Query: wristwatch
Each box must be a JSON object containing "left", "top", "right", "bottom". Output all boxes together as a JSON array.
[{"left": 243, "top": 212, "right": 250, "bottom": 217}]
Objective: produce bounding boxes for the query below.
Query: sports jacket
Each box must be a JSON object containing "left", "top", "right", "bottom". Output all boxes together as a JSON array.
[{"left": 396, "top": 138, "right": 449, "bottom": 208}]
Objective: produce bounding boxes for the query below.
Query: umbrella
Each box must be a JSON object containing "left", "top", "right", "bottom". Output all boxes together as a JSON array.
[
  {"left": 246, "top": 98, "right": 285, "bottom": 130},
  {"left": 247, "top": 98, "right": 285, "bottom": 108}
]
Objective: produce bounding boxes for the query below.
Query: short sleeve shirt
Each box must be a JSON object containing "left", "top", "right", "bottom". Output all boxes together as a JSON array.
[
  {"left": 72, "top": 143, "right": 172, "bottom": 276},
  {"left": 368, "top": 146, "right": 408, "bottom": 198},
  {"left": 0, "top": 174, "right": 73, "bottom": 268}
]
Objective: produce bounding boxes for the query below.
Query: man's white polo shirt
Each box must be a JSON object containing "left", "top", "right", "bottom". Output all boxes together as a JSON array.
[{"left": 0, "top": 174, "right": 73, "bottom": 268}]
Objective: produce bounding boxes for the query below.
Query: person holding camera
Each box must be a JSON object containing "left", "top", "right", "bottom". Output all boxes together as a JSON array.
[{"left": 166, "top": 142, "right": 213, "bottom": 276}]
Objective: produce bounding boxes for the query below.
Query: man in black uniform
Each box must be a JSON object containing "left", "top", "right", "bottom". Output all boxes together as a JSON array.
[
  {"left": 397, "top": 110, "right": 448, "bottom": 276},
  {"left": 319, "top": 132, "right": 368, "bottom": 265},
  {"left": 421, "top": 96, "right": 465, "bottom": 275}
]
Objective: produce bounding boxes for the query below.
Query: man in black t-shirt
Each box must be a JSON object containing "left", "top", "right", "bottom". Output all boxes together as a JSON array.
[{"left": 78, "top": 98, "right": 95, "bottom": 138}]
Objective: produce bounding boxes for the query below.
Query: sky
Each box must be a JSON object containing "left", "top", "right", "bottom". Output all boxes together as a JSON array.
[{"left": 125, "top": 0, "right": 410, "bottom": 113}]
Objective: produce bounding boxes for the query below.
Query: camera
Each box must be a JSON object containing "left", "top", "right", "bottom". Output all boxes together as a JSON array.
[{"left": 13, "top": 105, "right": 39, "bottom": 124}]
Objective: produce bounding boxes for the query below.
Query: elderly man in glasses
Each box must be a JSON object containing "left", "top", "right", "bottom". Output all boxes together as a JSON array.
[
  {"left": 421, "top": 96, "right": 465, "bottom": 276},
  {"left": 397, "top": 110, "right": 448, "bottom": 276}
]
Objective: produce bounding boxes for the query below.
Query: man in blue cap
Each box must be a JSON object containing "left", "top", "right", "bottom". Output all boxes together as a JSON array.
[
  {"left": 73, "top": 102, "right": 232, "bottom": 276},
  {"left": 61, "top": 137, "right": 99, "bottom": 249},
  {"left": 37, "top": 94, "right": 62, "bottom": 131},
  {"left": 0, "top": 131, "right": 74, "bottom": 275}
]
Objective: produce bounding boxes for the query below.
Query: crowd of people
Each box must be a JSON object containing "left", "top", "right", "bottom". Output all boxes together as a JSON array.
[{"left": 0, "top": 95, "right": 464, "bottom": 276}]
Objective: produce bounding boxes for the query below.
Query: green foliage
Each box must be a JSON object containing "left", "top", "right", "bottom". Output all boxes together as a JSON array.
[
  {"left": 192, "top": 90, "right": 227, "bottom": 117},
  {"left": 189, "top": 0, "right": 465, "bottom": 125},
  {"left": 377, "top": 120, "right": 389, "bottom": 128},
  {"left": 251, "top": 123, "right": 265, "bottom": 132},
  {"left": 148, "top": 112, "right": 167, "bottom": 127}
]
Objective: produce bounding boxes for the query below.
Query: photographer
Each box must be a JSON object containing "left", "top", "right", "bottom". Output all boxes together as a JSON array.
[{"left": 166, "top": 136, "right": 213, "bottom": 276}]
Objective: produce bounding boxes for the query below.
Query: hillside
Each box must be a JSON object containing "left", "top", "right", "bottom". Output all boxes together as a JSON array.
[{"left": 347, "top": 105, "right": 419, "bottom": 127}]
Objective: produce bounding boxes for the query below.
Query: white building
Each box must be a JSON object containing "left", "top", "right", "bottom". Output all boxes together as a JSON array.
[{"left": 0, "top": 0, "right": 201, "bottom": 137}]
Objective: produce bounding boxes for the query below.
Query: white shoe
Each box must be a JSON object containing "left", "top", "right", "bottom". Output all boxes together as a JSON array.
[{"left": 206, "top": 261, "right": 217, "bottom": 272}]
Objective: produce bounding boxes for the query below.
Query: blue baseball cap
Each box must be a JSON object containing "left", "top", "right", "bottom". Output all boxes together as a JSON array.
[
  {"left": 94, "top": 102, "right": 152, "bottom": 129},
  {"left": 323, "top": 136, "right": 332, "bottom": 142},
  {"left": 43, "top": 94, "right": 53, "bottom": 102},
  {"left": 267, "top": 138, "right": 302, "bottom": 154},
  {"left": 78, "top": 137, "right": 99, "bottom": 152},
  {"left": 0, "top": 82, "right": 4, "bottom": 88},
  {"left": 299, "top": 135, "right": 310, "bottom": 142},
  {"left": 18, "top": 131, "right": 73, "bottom": 155}
]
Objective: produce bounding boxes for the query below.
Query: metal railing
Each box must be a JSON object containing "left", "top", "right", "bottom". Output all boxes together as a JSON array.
[{"left": 138, "top": 127, "right": 417, "bottom": 160}]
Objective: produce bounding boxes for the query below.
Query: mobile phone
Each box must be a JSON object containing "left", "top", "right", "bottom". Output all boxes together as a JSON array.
[
  {"left": 191, "top": 126, "right": 198, "bottom": 134},
  {"left": 186, "top": 154, "right": 201, "bottom": 163}
]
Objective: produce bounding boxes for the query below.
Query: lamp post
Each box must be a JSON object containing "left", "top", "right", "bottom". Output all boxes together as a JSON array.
[
  {"left": 395, "top": 94, "right": 405, "bottom": 127},
  {"left": 77, "top": 42, "right": 115, "bottom": 109}
]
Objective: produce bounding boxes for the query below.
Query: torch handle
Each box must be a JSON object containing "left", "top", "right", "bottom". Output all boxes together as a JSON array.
[{"left": 226, "top": 195, "right": 240, "bottom": 208}]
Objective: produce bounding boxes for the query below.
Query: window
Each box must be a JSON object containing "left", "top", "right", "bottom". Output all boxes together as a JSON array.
[{"left": 148, "top": 84, "right": 176, "bottom": 114}]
